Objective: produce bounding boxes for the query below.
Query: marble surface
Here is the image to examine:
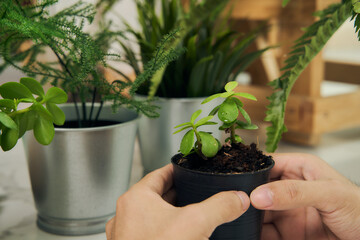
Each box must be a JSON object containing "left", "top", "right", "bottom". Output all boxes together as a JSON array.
[{"left": 1, "top": 126, "right": 360, "bottom": 240}]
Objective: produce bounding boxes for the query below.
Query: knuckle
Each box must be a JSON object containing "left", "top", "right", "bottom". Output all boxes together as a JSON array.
[{"left": 284, "top": 181, "right": 302, "bottom": 201}]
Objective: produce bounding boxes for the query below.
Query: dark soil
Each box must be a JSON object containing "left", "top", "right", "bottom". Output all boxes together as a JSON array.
[
  {"left": 173, "top": 143, "right": 273, "bottom": 174},
  {"left": 55, "top": 120, "right": 121, "bottom": 128}
]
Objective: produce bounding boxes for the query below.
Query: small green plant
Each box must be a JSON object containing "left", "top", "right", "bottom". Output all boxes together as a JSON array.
[
  {"left": 0, "top": 77, "right": 67, "bottom": 151},
  {"left": 174, "top": 81, "right": 257, "bottom": 159}
]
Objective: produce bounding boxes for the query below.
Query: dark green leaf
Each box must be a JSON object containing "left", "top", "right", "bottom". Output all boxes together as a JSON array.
[
  {"left": 209, "top": 105, "right": 221, "bottom": 116},
  {"left": 180, "top": 130, "right": 194, "bottom": 155},
  {"left": 20, "top": 77, "right": 45, "bottom": 97},
  {"left": 236, "top": 120, "right": 258, "bottom": 130},
  {"left": 0, "top": 112, "right": 18, "bottom": 130},
  {"left": 0, "top": 99, "right": 15, "bottom": 109},
  {"left": 1, "top": 128, "right": 19, "bottom": 151}
]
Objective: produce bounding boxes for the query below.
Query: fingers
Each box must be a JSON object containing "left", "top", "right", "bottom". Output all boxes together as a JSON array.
[
  {"left": 269, "top": 153, "right": 344, "bottom": 181},
  {"left": 137, "top": 164, "right": 174, "bottom": 195},
  {"left": 105, "top": 217, "right": 114, "bottom": 240},
  {"left": 250, "top": 179, "right": 344, "bottom": 212},
  {"left": 188, "top": 191, "right": 250, "bottom": 231}
]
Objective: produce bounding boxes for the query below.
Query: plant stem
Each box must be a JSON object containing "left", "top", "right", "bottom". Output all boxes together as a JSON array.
[
  {"left": 71, "top": 92, "right": 81, "bottom": 127},
  {"left": 230, "top": 124, "right": 236, "bottom": 143},
  {"left": 89, "top": 87, "right": 97, "bottom": 122},
  {"left": 94, "top": 100, "right": 103, "bottom": 122},
  {"left": 8, "top": 107, "right": 30, "bottom": 118}
]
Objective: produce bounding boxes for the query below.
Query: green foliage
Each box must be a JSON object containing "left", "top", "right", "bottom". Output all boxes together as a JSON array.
[
  {"left": 0, "top": 77, "right": 67, "bottom": 151},
  {"left": 265, "top": 1, "right": 356, "bottom": 152},
  {"left": 120, "top": 0, "right": 266, "bottom": 98},
  {"left": 174, "top": 110, "right": 219, "bottom": 158},
  {"left": 174, "top": 81, "right": 257, "bottom": 159},
  {"left": 0, "top": 0, "right": 178, "bottom": 126}
]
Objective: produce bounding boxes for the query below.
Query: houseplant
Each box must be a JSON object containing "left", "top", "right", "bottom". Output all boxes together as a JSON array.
[
  {"left": 265, "top": 0, "right": 360, "bottom": 152},
  {"left": 172, "top": 81, "right": 274, "bottom": 239},
  {"left": 0, "top": 77, "right": 67, "bottom": 151},
  {"left": 0, "top": 0, "right": 181, "bottom": 235},
  {"left": 120, "top": 0, "right": 268, "bottom": 174}
]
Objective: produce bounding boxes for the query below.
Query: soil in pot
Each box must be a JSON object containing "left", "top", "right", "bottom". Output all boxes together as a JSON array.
[
  {"left": 173, "top": 142, "right": 273, "bottom": 174},
  {"left": 56, "top": 120, "right": 122, "bottom": 128}
]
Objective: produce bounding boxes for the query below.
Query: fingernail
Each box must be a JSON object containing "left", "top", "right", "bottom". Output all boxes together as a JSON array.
[
  {"left": 251, "top": 187, "right": 273, "bottom": 208},
  {"left": 235, "top": 191, "right": 249, "bottom": 211}
]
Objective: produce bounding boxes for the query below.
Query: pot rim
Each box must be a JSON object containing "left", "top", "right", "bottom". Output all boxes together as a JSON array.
[
  {"left": 54, "top": 103, "right": 140, "bottom": 132},
  {"left": 171, "top": 153, "right": 275, "bottom": 177}
]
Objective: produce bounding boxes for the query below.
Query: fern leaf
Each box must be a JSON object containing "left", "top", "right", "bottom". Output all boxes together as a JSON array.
[{"left": 265, "top": 1, "right": 354, "bottom": 152}]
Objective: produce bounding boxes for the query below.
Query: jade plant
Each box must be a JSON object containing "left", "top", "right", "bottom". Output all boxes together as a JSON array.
[
  {"left": 0, "top": 77, "right": 67, "bottom": 151},
  {"left": 174, "top": 81, "right": 257, "bottom": 159}
]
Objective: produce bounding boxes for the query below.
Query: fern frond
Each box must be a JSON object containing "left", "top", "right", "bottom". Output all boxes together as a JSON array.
[{"left": 265, "top": 1, "right": 354, "bottom": 152}]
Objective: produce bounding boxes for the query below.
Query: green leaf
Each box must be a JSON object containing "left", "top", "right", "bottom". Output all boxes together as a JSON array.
[
  {"left": 180, "top": 130, "right": 194, "bottom": 155},
  {"left": 239, "top": 107, "right": 251, "bottom": 123},
  {"left": 17, "top": 112, "right": 35, "bottom": 138},
  {"left": 209, "top": 105, "right": 221, "bottom": 116},
  {"left": 199, "top": 131, "right": 219, "bottom": 158},
  {"left": 236, "top": 120, "right": 258, "bottom": 130},
  {"left": 218, "top": 98, "right": 238, "bottom": 123},
  {"left": 33, "top": 117, "right": 55, "bottom": 145},
  {"left": 20, "top": 77, "right": 45, "bottom": 97},
  {"left": 173, "top": 125, "right": 192, "bottom": 134},
  {"left": 31, "top": 103, "right": 53, "bottom": 121},
  {"left": 174, "top": 122, "right": 191, "bottom": 129},
  {"left": 232, "top": 97, "right": 244, "bottom": 108},
  {"left": 282, "top": 0, "right": 291, "bottom": 7},
  {"left": 0, "top": 82, "right": 35, "bottom": 100},
  {"left": 234, "top": 134, "right": 242, "bottom": 143},
  {"left": 202, "top": 93, "right": 222, "bottom": 104},
  {"left": 1, "top": 128, "right": 19, "bottom": 151},
  {"left": 0, "top": 112, "right": 18, "bottom": 130},
  {"left": 190, "top": 110, "right": 202, "bottom": 124},
  {"left": 195, "top": 115, "right": 214, "bottom": 127},
  {"left": 45, "top": 87, "right": 68, "bottom": 104},
  {"left": 354, "top": 2, "right": 360, "bottom": 13},
  {"left": 224, "top": 81, "right": 238, "bottom": 92},
  {"left": 220, "top": 92, "right": 232, "bottom": 98},
  {"left": 233, "top": 92, "right": 257, "bottom": 101},
  {"left": 0, "top": 99, "right": 15, "bottom": 109},
  {"left": 46, "top": 103, "right": 65, "bottom": 125}
]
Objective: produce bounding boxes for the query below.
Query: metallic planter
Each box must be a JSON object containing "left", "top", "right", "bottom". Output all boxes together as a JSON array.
[
  {"left": 138, "top": 97, "right": 222, "bottom": 175},
  {"left": 23, "top": 103, "right": 139, "bottom": 236}
]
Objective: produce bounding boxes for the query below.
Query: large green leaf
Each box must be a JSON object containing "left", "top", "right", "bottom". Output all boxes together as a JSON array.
[
  {"left": 46, "top": 102, "right": 65, "bottom": 125},
  {"left": 1, "top": 128, "right": 19, "bottom": 151},
  {"left": 218, "top": 98, "right": 238, "bottom": 123},
  {"left": 33, "top": 116, "right": 55, "bottom": 145},
  {"left": 180, "top": 130, "right": 194, "bottom": 155},
  {"left": 0, "top": 112, "right": 18, "bottom": 130},
  {"left": 0, "top": 99, "right": 15, "bottom": 110},
  {"left": 44, "top": 87, "right": 68, "bottom": 104},
  {"left": 190, "top": 109, "right": 202, "bottom": 123},
  {"left": 199, "top": 131, "right": 219, "bottom": 158},
  {"left": 20, "top": 77, "right": 45, "bottom": 97},
  {"left": 0, "top": 82, "right": 35, "bottom": 100}
]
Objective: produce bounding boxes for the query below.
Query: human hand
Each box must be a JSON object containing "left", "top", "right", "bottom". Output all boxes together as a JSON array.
[
  {"left": 250, "top": 153, "right": 360, "bottom": 240},
  {"left": 106, "top": 164, "right": 250, "bottom": 240}
]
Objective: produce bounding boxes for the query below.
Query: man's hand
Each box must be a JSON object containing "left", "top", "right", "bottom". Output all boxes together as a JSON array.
[
  {"left": 106, "top": 164, "right": 250, "bottom": 240},
  {"left": 250, "top": 153, "right": 360, "bottom": 240}
]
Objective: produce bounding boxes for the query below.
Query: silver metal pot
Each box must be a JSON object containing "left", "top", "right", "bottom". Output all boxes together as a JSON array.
[
  {"left": 23, "top": 103, "right": 139, "bottom": 236},
  {"left": 138, "top": 97, "right": 222, "bottom": 175}
]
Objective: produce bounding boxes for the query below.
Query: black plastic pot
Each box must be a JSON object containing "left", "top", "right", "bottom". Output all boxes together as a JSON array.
[{"left": 171, "top": 154, "right": 275, "bottom": 240}]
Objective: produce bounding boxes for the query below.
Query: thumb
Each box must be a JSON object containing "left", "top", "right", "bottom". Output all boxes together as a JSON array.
[
  {"left": 188, "top": 191, "right": 250, "bottom": 231},
  {"left": 250, "top": 179, "right": 345, "bottom": 212}
]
